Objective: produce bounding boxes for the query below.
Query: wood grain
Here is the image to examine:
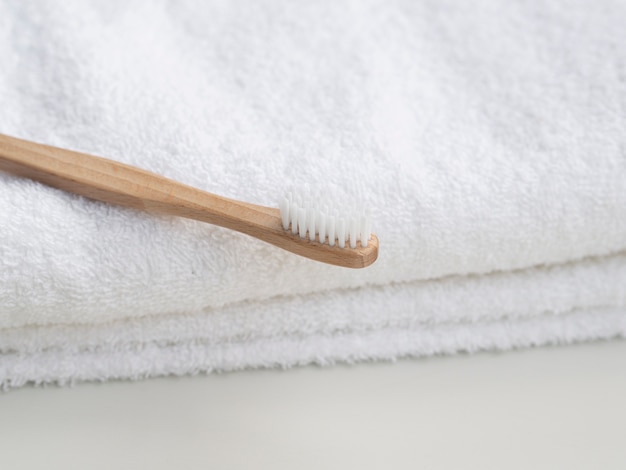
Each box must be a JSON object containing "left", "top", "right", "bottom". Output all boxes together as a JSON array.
[{"left": 0, "top": 134, "right": 378, "bottom": 268}]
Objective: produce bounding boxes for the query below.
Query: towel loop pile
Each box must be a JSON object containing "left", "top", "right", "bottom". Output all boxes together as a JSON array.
[{"left": 1, "top": 0, "right": 626, "bottom": 389}]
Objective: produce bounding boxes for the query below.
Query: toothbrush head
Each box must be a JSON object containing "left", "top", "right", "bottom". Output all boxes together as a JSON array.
[{"left": 277, "top": 191, "right": 378, "bottom": 268}]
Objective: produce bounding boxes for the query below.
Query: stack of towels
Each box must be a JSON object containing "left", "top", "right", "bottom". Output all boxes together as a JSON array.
[{"left": 1, "top": 0, "right": 625, "bottom": 389}]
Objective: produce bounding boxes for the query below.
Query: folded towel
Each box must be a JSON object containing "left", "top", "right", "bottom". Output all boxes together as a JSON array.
[{"left": 1, "top": 0, "right": 626, "bottom": 389}]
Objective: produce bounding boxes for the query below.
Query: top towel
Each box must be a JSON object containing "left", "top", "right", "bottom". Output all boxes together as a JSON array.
[{"left": 1, "top": 0, "right": 626, "bottom": 328}]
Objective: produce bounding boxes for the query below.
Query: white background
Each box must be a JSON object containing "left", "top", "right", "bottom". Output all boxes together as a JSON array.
[{"left": 2, "top": 340, "right": 625, "bottom": 469}]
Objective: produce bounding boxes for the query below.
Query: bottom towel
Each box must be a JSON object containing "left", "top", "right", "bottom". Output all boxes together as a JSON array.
[{"left": 3, "top": 252, "right": 625, "bottom": 389}]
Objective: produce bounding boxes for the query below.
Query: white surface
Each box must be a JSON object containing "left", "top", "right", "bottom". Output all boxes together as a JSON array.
[{"left": 2, "top": 340, "right": 626, "bottom": 470}]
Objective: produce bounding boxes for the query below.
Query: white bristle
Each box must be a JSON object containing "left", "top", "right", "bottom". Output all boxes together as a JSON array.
[
  {"left": 328, "top": 216, "right": 336, "bottom": 246},
  {"left": 337, "top": 218, "right": 346, "bottom": 248},
  {"left": 318, "top": 213, "right": 326, "bottom": 244},
  {"left": 278, "top": 190, "right": 371, "bottom": 250},
  {"left": 290, "top": 202, "right": 298, "bottom": 234},
  {"left": 361, "top": 215, "right": 371, "bottom": 247},
  {"left": 298, "top": 208, "right": 307, "bottom": 239},
  {"left": 279, "top": 197, "right": 290, "bottom": 230},
  {"left": 349, "top": 217, "right": 358, "bottom": 248},
  {"left": 308, "top": 210, "right": 316, "bottom": 241},
  {"left": 315, "top": 211, "right": 321, "bottom": 234}
]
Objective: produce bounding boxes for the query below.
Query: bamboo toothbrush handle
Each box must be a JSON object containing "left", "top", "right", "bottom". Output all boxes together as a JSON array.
[
  {"left": 0, "top": 133, "right": 277, "bottom": 229},
  {"left": 0, "top": 134, "right": 378, "bottom": 268}
]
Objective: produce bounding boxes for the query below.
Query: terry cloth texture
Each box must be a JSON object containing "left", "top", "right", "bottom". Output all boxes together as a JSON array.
[{"left": 1, "top": 0, "right": 626, "bottom": 388}]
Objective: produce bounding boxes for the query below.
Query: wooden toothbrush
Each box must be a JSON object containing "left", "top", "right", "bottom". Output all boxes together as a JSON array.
[{"left": 0, "top": 133, "right": 378, "bottom": 268}]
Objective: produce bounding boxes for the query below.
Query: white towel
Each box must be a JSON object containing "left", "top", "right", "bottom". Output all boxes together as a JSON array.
[{"left": 1, "top": 0, "right": 626, "bottom": 389}]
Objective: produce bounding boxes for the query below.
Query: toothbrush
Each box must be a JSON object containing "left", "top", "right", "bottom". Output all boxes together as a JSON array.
[{"left": 0, "top": 133, "right": 378, "bottom": 268}]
